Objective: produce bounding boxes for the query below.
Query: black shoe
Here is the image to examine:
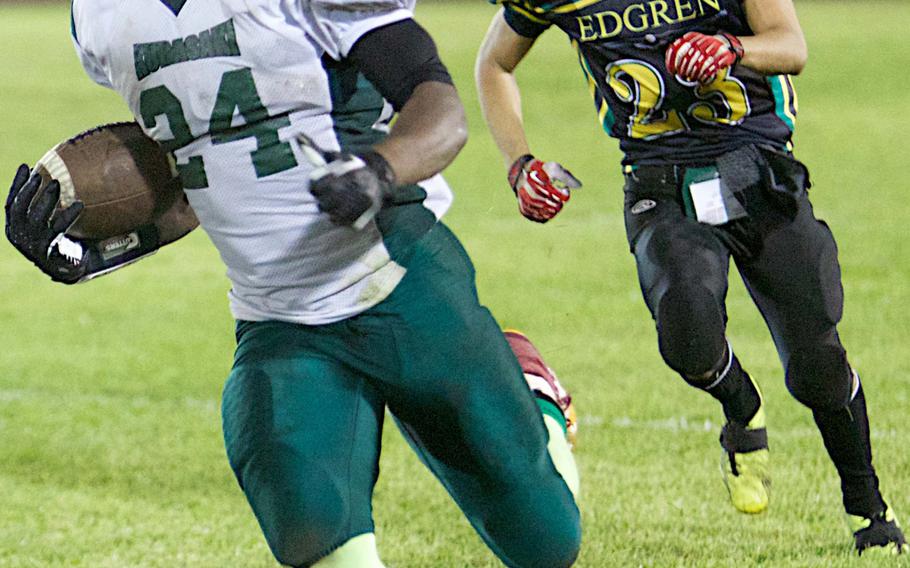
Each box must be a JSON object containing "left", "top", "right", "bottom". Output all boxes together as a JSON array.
[{"left": 848, "top": 506, "right": 909, "bottom": 556}]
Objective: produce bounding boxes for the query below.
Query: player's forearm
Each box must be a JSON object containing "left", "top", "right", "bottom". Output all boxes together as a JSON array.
[
  {"left": 738, "top": 30, "right": 807, "bottom": 75},
  {"left": 373, "top": 81, "right": 467, "bottom": 186},
  {"left": 475, "top": 13, "right": 537, "bottom": 170},
  {"left": 739, "top": 0, "right": 807, "bottom": 75},
  {"left": 475, "top": 58, "right": 531, "bottom": 170}
]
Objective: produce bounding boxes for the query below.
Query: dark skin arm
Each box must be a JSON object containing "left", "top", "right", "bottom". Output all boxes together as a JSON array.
[
  {"left": 372, "top": 81, "right": 467, "bottom": 185},
  {"left": 306, "top": 20, "right": 466, "bottom": 228}
]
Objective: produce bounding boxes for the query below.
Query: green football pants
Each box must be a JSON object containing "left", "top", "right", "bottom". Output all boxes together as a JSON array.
[{"left": 222, "top": 222, "right": 581, "bottom": 568}]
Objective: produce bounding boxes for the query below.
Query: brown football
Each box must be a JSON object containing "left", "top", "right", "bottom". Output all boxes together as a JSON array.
[{"left": 34, "top": 122, "right": 198, "bottom": 241}]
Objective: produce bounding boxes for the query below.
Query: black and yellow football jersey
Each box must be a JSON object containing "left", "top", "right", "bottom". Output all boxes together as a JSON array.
[{"left": 501, "top": 0, "right": 798, "bottom": 165}]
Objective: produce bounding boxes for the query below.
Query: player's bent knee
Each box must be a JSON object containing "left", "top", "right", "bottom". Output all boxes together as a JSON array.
[
  {"left": 487, "top": 479, "right": 581, "bottom": 568},
  {"left": 266, "top": 517, "right": 326, "bottom": 567},
  {"left": 785, "top": 345, "right": 852, "bottom": 410},
  {"left": 259, "top": 490, "right": 357, "bottom": 567},
  {"left": 230, "top": 447, "right": 362, "bottom": 567},
  {"left": 656, "top": 285, "right": 726, "bottom": 377},
  {"left": 540, "top": 512, "right": 582, "bottom": 568},
  {"left": 504, "top": 513, "right": 581, "bottom": 568},
  {"left": 541, "top": 515, "right": 582, "bottom": 568}
]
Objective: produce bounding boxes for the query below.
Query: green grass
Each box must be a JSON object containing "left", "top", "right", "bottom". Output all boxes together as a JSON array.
[{"left": 2, "top": 1, "right": 910, "bottom": 566}]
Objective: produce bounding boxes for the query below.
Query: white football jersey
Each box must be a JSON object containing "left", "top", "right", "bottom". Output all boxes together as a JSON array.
[{"left": 71, "top": 0, "right": 453, "bottom": 324}]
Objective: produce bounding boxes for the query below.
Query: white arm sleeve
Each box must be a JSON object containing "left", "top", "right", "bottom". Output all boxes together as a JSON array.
[
  {"left": 300, "top": 0, "right": 415, "bottom": 60},
  {"left": 72, "top": 41, "right": 113, "bottom": 89},
  {"left": 70, "top": 0, "right": 114, "bottom": 89}
]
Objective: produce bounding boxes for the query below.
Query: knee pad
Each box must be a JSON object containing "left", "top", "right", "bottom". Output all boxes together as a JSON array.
[
  {"left": 248, "top": 453, "right": 365, "bottom": 567},
  {"left": 656, "top": 285, "right": 726, "bottom": 377},
  {"left": 261, "top": 490, "right": 346, "bottom": 566},
  {"left": 264, "top": 491, "right": 356, "bottom": 567},
  {"left": 267, "top": 515, "right": 331, "bottom": 567},
  {"left": 785, "top": 345, "right": 851, "bottom": 410}
]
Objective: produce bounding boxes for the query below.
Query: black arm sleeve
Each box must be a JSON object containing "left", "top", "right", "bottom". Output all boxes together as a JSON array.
[{"left": 347, "top": 18, "right": 454, "bottom": 111}]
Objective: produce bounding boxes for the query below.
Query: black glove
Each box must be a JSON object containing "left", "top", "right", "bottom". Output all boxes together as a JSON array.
[
  {"left": 306, "top": 145, "right": 397, "bottom": 229},
  {"left": 5, "top": 164, "right": 161, "bottom": 284},
  {"left": 6, "top": 165, "right": 88, "bottom": 283}
]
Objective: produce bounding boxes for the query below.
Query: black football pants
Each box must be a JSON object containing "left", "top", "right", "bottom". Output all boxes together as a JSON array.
[{"left": 621, "top": 146, "right": 884, "bottom": 515}]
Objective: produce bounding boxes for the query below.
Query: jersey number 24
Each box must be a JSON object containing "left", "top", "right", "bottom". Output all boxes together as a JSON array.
[{"left": 139, "top": 67, "right": 298, "bottom": 189}]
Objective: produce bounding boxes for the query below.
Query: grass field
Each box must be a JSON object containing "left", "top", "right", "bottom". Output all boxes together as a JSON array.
[{"left": 1, "top": 2, "right": 910, "bottom": 566}]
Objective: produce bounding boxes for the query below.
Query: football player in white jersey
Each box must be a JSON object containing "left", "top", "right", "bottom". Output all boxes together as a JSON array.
[{"left": 5, "top": 0, "right": 581, "bottom": 566}]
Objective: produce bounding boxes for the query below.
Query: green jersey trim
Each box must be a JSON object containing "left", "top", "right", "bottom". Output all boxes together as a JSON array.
[
  {"left": 503, "top": 4, "right": 551, "bottom": 38},
  {"left": 767, "top": 74, "right": 797, "bottom": 133},
  {"left": 573, "top": 41, "right": 614, "bottom": 134},
  {"left": 500, "top": 0, "right": 590, "bottom": 16}
]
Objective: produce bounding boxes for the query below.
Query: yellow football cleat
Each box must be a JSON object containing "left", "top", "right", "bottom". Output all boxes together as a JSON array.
[
  {"left": 847, "top": 506, "right": 909, "bottom": 556},
  {"left": 719, "top": 375, "right": 770, "bottom": 514}
]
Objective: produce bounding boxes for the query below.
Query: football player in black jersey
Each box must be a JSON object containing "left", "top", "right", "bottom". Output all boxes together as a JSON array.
[{"left": 476, "top": 0, "right": 906, "bottom": 555}]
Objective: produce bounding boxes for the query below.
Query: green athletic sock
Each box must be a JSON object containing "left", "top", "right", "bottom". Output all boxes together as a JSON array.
[
  {"left": 536, "top": 397, "right": 567, "bottom": 433},
  {"left": 536, "top": 398, "right": 579, "bottom": 498}
]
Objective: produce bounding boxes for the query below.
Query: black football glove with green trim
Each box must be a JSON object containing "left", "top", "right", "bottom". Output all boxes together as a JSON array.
[
  {"left": 297, "top": 134, "right": 396, "bottom": 230},
  {"left": 5, "top": 164, "right": 160, "bottom": 284}
]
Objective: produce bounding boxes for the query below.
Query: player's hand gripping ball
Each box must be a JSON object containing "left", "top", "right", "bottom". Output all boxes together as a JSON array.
[
  {"left": 5, "top": 166, "right": 88, "bottom": 283},
  {"left": 5, "top": 122, "right": 198, "bottom": 283},
  {"left": 508, "top": 154, "right": 582, "bottom": 223},
  {"left": 665, "top": 31, "right": 744, "bottom": 83}
]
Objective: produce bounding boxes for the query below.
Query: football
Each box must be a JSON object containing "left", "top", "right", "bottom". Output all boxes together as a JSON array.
[{"left": 33, "top": 121, "right": 197, "bottom": 241}]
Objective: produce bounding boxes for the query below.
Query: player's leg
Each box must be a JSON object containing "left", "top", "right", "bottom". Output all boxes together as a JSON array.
[
  {"left": 503, "top": 329, "right": 580, "bottom": 496},
  {"left": 362, "top": 222, "right": 580, "bottom": 568},
  {"left": 733, "top": 151, "right": 907, "bottom": 553},
  {"left": 222, "top": 320, "right": 386, "bottom": 567},
  {"left": 624, "top": 168, "right": 768, "bottom": 513},
  {"left": 390, "top": 326, "right": 581, "bottom": 568}
]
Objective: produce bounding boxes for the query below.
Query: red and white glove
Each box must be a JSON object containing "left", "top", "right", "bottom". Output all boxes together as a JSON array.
[
  {"left": 508, "top": 154, "right": 581, "bottom": 223},
  {"left": 665, "top": 31, "right": 744, "bottom": 83}
]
